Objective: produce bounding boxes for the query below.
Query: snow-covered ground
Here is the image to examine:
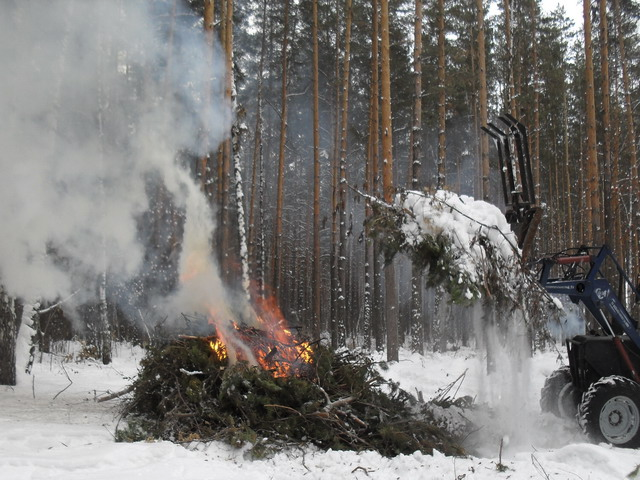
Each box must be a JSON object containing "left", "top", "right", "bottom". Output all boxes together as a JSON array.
[{"left": 1, "top": 343, "right": 638, "bottom": 480}]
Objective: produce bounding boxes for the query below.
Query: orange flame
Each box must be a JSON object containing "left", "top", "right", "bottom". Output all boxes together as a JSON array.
[
  {"left": 205, "top": 296, "right": 313, "bottom": 377},
  {"left": 208, "top": 339, "right": 228, "bottom": 361}
]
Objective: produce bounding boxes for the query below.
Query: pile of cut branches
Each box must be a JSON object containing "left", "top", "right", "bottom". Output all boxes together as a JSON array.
[{"left": 117, "top": 337, "right": 467, "bottom": 458}]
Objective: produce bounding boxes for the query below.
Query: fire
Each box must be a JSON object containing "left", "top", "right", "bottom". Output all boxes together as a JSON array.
[
  {"left": 208, "top": 339, "right": 228, "bottom": 361},
  {"left": 205, "top": 296, "right": 313, "bottom": 377}
]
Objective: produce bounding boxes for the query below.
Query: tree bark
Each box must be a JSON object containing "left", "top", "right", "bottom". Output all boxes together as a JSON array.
[
  {"left": 614, "top": 0, "right": 639, "bottom": 279},
  {"left": 336, "top": 0, "right": 353, "bottom": 348},
  {"left": 410, "top": 0, "right": 425, "bottom": 354},
  {"left": 563, "top": 92, "right": 574, "bottom": 247},
  {"left": 584, "top": 0, "right": 601, "bottom": 244},
  {"left": 366, "top": 0, "right": 381, "bottom": 350},
  {"left": 476, "top": 0, "right": 490, "bottom": 201},
  {"left": 312, "top": 0, "right": 322, "bottom": 340},
  {"left": 504, "top": 0, "right": 517, "bottom": 117},
  {"left": 273, "top": 0, "right": 290, "bottom": 298},
  {"left": 436, "top": 0, "right": 445, "bottom": 189},
  {"left": 380, "top": 0, "right": 398, "bottom": 362},
  {"left": 248, "top": 0, "right": 268, "bottom": 298},
  {"left": 0, "top": 292, "right": 19, "bottom": 386},
  {"left": 599, "top": 0, "right": 617, "bottom": 255},
  {"left": 201, "top": 0, "right": 215, "bottom": 197},
  {"left": 531, "top": 0, "right": 541, "bottom": 202}
]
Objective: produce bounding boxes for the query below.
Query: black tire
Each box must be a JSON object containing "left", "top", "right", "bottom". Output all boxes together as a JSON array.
[
  {"left": 558, "top": 382, "right": 580, "bottom": 419},
  {"left": 540, "top": 366, "right": 572, "bottom": 417},
  {"left": 578, "top": 375, "right": 640, "bottom": 448}
]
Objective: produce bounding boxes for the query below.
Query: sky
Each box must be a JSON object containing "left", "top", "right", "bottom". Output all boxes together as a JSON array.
[{"left": 541, "top": 0, "right": 584, "bottom": 29}]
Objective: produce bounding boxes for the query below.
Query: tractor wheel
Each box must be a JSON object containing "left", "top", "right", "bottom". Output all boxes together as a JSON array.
[
  {"left": 540, "top": 366, "right": 572, "bottom": 417},
  {"left": 578, "top": 376, "right": 640, "bottom": 448},
  {"left": 558, "top": 382, "right": 580, "bottom": 419}
]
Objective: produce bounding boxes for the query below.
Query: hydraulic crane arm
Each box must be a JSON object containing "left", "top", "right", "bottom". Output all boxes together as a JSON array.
[{"left": 482, "top": 114, "right": 542, "bottom": 262}]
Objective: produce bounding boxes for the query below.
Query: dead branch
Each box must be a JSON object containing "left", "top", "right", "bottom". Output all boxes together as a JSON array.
[
  {"left": 97, "top": 385, "right": 134, "bottom": 403},
  {"left": 53, "top": 364, "right": 73, "bottom": 400},
  {"left": 324, "top": 396, "right": 356, "bottom": 411},
  {"left": 264, "top": 404, "right": 304, "bottom": 417}
]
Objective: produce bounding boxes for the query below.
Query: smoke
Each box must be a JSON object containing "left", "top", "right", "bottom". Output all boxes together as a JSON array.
[
  {"left": 547, "top": 301, "right": 586, "bottom": 341},
  {"left": 0, "top": 1, "right": 230, "bottom": 322}
]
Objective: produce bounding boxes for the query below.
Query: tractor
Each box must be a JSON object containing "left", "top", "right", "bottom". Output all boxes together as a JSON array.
[{"left": 484, "top": 115, "right": 640, "bottom": 448}]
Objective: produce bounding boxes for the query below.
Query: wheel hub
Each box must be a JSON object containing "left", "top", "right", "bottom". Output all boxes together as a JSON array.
[{"left": 599, "top": 395, "right": 640, "bottom": 444}]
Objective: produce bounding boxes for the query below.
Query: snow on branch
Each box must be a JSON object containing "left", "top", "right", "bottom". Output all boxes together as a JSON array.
[{"left": 365, "top": 189, "right": 536, "bottom": 307}]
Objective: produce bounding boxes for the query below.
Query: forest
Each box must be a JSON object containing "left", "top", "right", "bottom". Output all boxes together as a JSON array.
[{"left": 0, "top": 0, "right": 639, "bottom": 385}]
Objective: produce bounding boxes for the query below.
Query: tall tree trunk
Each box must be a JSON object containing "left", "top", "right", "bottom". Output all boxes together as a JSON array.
[
  {"left": 584, "top": 0, "right": 601, "bottom": 244},
  {"left": 201, "top": 0, "right": 215, "bottom": 197},
  {"left": 311, "top": 0, "right": 322, "bottom": 340},
  {"left": 248, "top": 0, "right": 268, "bottom": 299},
  {"left": 336, "top": 0, "right": 353, "bottom": 348},
  {"left": 531, "top": 0, "right": 541, "bottom": 201},
  {"left": 224, "top": 0, "right": 249, "bottom": 298},
  {"left": 0, "top": 292, "right": 19, "bottom": 385},
  {"left": 614, "top": 0, "right": 639, "bottom": 278},
  {"left": 366, "top": 0, "right": 382, "bottom": 350},
  {"left": 410, "top": 0, "right": 425, "bottom": 354},
  {"left": 599, "top": 0, "right": 617, "bottom": 255},
  {"left": 97, "top": 8, "right": 111, "bottom": 365},
  {"left": 380, "top": 0, "right": 398, "bottom": 362},
  {"left": 330, "top": 8, "right": 342, "bottom": 349},
  {"left": 504, "top": 0, "right": 517, "bottom": 116},
  {"left": 476, "top": 0, "right": 490, "bottom": 201},
  {"left": 436, "top": 0, "right": 445, "bottom": 189},
  {"left": 273, "top": 0, "right": 290, "bottom": 298},
  {"left": 563, "top": 92, "right": 574, "bottom": 247},
  {"left": 221, "top": 0, "right": 236, "bottom": 283}
]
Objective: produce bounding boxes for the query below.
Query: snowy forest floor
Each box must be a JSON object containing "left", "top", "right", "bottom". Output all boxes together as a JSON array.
[{"left": 0, "top": 342, "right": 639, "bottom": 480}]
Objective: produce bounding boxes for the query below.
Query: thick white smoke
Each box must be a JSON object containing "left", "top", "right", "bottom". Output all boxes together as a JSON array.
[{"left": 0, "top": 1, "right": 230, "bottom": 317}]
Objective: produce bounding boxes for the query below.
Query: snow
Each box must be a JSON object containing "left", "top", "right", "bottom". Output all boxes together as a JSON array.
[
  {"left": 396, "top": 190, "right": 526, "bottom": 303},
  {"left": 400, "top": 190, "right": 518, "bottom": 273},
  {"left": 1, "top": 343, "right": 638, "bottom": 480}
]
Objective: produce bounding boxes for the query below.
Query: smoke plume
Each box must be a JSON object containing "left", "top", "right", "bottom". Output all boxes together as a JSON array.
[{"left": 0, "top": 1, "right": 230, "bottom": 321}]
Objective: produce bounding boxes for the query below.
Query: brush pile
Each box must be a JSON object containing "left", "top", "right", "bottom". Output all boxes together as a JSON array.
[{"left": 117, "top": 336, "right": 467, "bottom": 458}]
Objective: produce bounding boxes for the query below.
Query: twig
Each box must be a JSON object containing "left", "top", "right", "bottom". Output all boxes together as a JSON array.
[
  {"left": 433, "top": 369, "right": 467, "bottom": 403},
  {"left": 53, "top": 364, "right": 73, "bottom": 400},
  {"left": 97, "top": 385, "right": 134, "bottom": 403},
  {"left": 264, "top": 404, "right": 304, "bottom": 416},
  {"left": 351, "top": 466, "right": 374, "bottom": 476},
  {"left": 531, "top": 453, "right": 551, "bottom": 480}
]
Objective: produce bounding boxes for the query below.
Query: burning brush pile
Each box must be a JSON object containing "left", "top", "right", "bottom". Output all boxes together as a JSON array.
[{"left": 117, "top": 301, "right": 466, "bottom": 457}]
